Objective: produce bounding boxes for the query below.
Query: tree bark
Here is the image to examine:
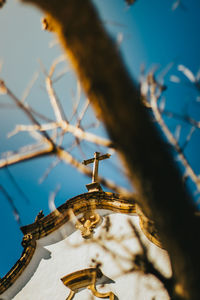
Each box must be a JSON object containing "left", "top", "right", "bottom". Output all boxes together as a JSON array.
[{"left": 21, "top": 0, "right": 200, "bottom": 298}]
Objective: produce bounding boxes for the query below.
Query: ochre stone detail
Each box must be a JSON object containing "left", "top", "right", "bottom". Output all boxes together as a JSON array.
[
  {"left": 61, "top": 267, "right": 115, "bottom": 300},
  {"left": 21, "top": 234, "right": 35, "bottom": 248},
  {"left": 76, "top": 211, "right": 102, "bottom": 239},
  {"left": 136, "top": 205, "right": 163, "bottom": 248}
]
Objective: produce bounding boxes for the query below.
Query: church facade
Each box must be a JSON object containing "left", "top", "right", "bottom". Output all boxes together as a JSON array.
[{"left": 0, "top": 154, "right": 171, "bottom": 299}]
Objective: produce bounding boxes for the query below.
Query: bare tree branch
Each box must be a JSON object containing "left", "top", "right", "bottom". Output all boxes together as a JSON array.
[
  {"left": 8, "top": 122, "right": 113, "bottom": 148},
  {"left": 3, "top": 0, "right": 200, "bottom": 298},
  {"left": 145, "top": 73, "right": 200, "bottom": 190},
  {"left": 128, "top": 220, "right": 175, "bottom": 299},
  {"left": 0, "top": 146, "right": 53, "bottom": 168}
]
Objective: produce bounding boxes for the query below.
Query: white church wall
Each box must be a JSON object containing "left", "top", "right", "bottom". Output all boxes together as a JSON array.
[{"left": 0, "top": 212, "right": 171, "bottom": 300}]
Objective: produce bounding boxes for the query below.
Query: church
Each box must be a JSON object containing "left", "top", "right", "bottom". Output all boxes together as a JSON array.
[{"left": 0, "top": 153, "right": 171, "bottom": 300}]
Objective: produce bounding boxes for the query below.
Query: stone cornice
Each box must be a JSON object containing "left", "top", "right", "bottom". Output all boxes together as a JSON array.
[{"left": 21, "top": 191, "right": 137, "bottom": 238}]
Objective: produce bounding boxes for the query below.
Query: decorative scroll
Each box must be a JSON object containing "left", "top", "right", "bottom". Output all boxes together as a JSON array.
[
  {"left": 21, "top": 233, "right": 35, "bottom": 248},
  {"left": 61, "top": 267, "right": 115, "bottom": 300},
  {"left": 76, "top": 211, "right": 102, "bottom": 239}
]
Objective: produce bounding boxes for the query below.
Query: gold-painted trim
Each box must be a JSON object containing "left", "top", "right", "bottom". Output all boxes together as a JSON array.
[
  {"left": 0, "top": 239, "right": 35, "bottom": 293},
  {"left": 76, "top": 211, "right": 102, "bottom": 239},
  {"left": 136, "top": 206, "right": 163, "bottom": 248},
  {"left": 61, "top": 267, "right": 115, "bottom": 300}
]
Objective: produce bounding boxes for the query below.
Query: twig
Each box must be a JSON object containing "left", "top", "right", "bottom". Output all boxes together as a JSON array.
[
  {"left": 0, "top": 146, "right": 53, "bottom": 168},
  {"left": 76, "top": 98, "right": 90, "bottom": 127},
  {"left": 0, "top": 80, "right": 53, "bottom": 145},
  {"left": 0, "top": 78, "right": 125, "bottom": 197},
  {"left": 8, "top": 122, "right": 113, "bottom": 148},
  {"left": 69, "top": 80, "right": 81, "bottom": 122},
  {"left": 128, "top": 219, "right": 174, "bottom": 298},
  {"left": 39, "top": 157, "right": 60, "bottom": 183},
  {"left": 0, "top": 185, "right": 22, "bottom": 227},
  {"left": 46, "top": 76, "right": 67, "bottom": 123},
  {"left": 21, "top": 71, "right": 39, "bottom": 103},
  {"left": 163, "top": 110, "right": 200, "bottom": 129},
  {"left": 5, "top": 166, "right": 30, "bottom": 203},
  {"left": 148, "top": 74, "right": 200, "bottom": 190}
]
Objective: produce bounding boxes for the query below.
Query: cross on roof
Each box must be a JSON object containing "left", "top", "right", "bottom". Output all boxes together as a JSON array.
[{"left": 82, "top": 152, "right": 111, "bottom": 192}]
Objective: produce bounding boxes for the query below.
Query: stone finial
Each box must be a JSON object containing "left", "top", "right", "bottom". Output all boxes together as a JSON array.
[{"left": 35, "top": 210, "right": 44, "bottom": 222}]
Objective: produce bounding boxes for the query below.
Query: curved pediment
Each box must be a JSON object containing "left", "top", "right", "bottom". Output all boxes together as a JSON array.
[{"left": 0, "top": 191, "right": 163, "bottom": 298}]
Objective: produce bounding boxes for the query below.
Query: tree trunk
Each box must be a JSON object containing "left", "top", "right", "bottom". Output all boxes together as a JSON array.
[{"left": 21, "top": 0, "right": 200, "bottom": 298}]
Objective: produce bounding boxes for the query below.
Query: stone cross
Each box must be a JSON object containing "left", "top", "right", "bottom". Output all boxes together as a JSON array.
[{"left": 82, "top": 152, "right": 111, "bottom": 192}]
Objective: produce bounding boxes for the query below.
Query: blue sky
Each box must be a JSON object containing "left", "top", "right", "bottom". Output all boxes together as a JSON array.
[{"left": 0, "top": 0, "right": 200, "bottom": 277}]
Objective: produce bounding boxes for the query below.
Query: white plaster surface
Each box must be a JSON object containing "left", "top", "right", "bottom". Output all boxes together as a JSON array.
[{"left": 0, "top": 212, "right": 171, "bottom": 300}]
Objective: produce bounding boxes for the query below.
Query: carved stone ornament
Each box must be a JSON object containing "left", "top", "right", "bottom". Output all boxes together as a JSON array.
[
  {"left": 61, "top": 267, "right": 115, "bottom": 300},
  {"left": 21, "top": 233, "right": 34, "bottom": 248},
  {"left": 34, "top": 210, "right": 44, "bottom": 222},
  {"left": 76, "top": 211, "right": 102, "bottom": 239}
]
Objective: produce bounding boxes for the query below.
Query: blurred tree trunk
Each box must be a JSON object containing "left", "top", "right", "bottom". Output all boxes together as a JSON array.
[{"left": 21, "top": 0, "right": 200, "bottom": 299}]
